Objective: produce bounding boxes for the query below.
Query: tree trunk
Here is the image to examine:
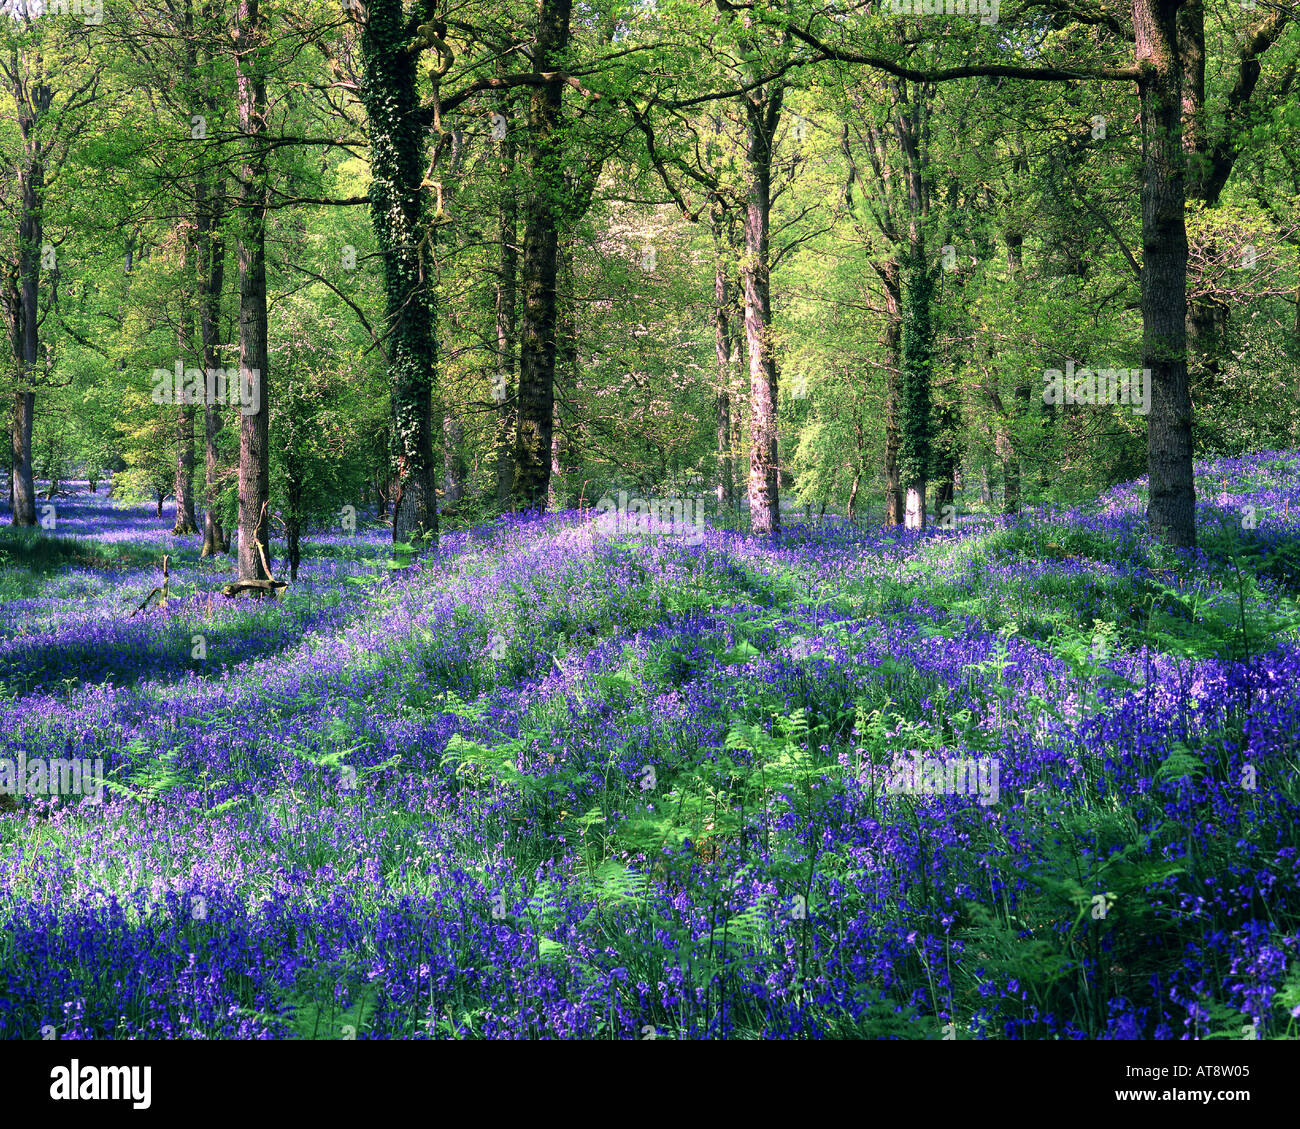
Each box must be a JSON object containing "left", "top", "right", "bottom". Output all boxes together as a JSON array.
[
  {"left": 173, "top": 402, "right": 198, "bottom": 534},
  {"left": 1136, "top": 0, "right": 1195, "bottom": 548},
  {"left": 235, "top": 0, "right": 271, "bottom": 581},
  {"left": 439, "top": 127, "right": 467, "bottom": 511},
  {"left": 494, "top": 78, "right": 519, "bottom": 508},
  {"left": 935, "top": 466, "right": 955, "bottom": 512},
  {"left": 359, "top": 0, "right": 440, "bottom": 548},
  {"left": 5, "top": 93, "right": 44, "bottom": 529},
  {"left": 711, "top": 200, "right": 737, "bottom": 511},
  {"left": 286, "top": 477, "right": 301, "bottom": 581},
  {"left": 443, "top": 412, "right": 465, "bottom": 506},
  {"left": 1002, "top": 442, "right": 1020, "bottom": 515},
  {"left": 740, "top": 87, "right": 783, "bottom": 536},
  {"left": 198, "top": 168, "right": 228, "bottom": 555},
  {"left": 899, "top": 247, "right": 933, "bottom": 531},
  {"left": 881, "top": 257, "right": 904, "bottom": 526},
  {"left": 1001, "top": 231, "right": 1027, "bottom": 515},
  {"left": 895, "top": 82, "right": 932, "bottom": 532},
  {"left": 549, "top": 240, "right": 576, "bottom": 509},
  {"left": 10, "top": 391, "right": 34, "bottom": 526},
  {"left": 512, "top": 0, "right": 572, "bottom": 512},
  {"left": 172, "top": 273, "right": 198, "bottom": 535}
]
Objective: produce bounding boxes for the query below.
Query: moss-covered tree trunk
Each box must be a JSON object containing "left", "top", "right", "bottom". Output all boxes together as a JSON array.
[
  {"left": 493, "top": 76, "right": 519, "bottom": 508},
  {"left": 234, "top": 0, "right": 271, "bottom": 581},
  {"left": 173, "top": 233, "right": 198, "bottom": 536},
  {"left": 1136, "top": 0, "right": 1195, "bottom": 548},
  {"left": 359, "top": 0, "right": 440, "bottom": 548},
  {"left": 740, "top": 85, "right": 783, "bottom": 537},
  {"left": 549, "top": 239, "right": 576, "bottom": 509},
  {"left": 6, "top": 71, "right": 45, "bottom": 528},
  {"left": 899, "top": 247, "right": 933, "bottom": 530},
  {"left": 711, "top": 199, "right": 738, "bottom": 512},
  {"left": 880, "top": 256, "right": 904, "bottom": 525},
  {"left": 198, "top": 167, "right": 228, "bottom": 556},
  {"left": 512, "top": 0, "right": 572, "bottom": 512},
  {"left": 194, "top": 24, "right": 229, "bottom": 558}
]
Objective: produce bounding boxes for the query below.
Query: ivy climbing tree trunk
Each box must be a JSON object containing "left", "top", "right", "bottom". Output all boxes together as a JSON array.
[
  {"left": 198, "top": 167, "right": 228, "bottom": 556},
  {"left": 899, "top": 247, "right": 933, "bottom": 530},
  {"left": 1000, "top": 230, "right": 1026, "bottom": 515},
  {"left": 898, "top": 82, "right": 933, "bottom": 532},
  {"left": 172, "top": 355, "right": 198, "bottom": 534},
  {"left": 440, "top": 126, "right": 466, "bottom": 509},
  {"left": 494, "top": 79, "right": 519, "bottom": 507},
  {"left": 740, "top": 83, "right": 783, "bottom": 537},
  {"left": 512, "top": 0, "right": 571, "bottom": 512},
  {"left": 195, "top": 23, "right": 229, "bottom": 557},
  {"left": 173, "top": 230, "right": 198, "bottom": 536},
  {"left": 839, "top": 80, "right": 919, "bottom": 527},
  {"left": 3, "top": 59, "right": 49, "bottom": 528},
  {"left": 881, "top": 256, "right": 903, "bottom": 525},
  {"left": 234, "top": 0, "right": 271, "bottom": 581},
  {"left": 359, "top": 0, "right": 439, "bottom": 547},
  {"left": 711, "top": 199, "right": 738, "bottom": 512},
  {"left": 550, "top": 238, "right": 576, "bottom": 509}
]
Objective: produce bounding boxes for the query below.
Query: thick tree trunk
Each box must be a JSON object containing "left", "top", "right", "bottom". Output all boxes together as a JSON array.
[
  {"left": 549, "top": 240, "right": 576, "bottom": 509},
  {"left": 711, "top": 201, "right": 737, "bottom": 511},
  {"left": 10, "top": 391, "right": 34, "bottom": 526},
  {"left": 172, "top": 280, "right": 198, "bottom": 535},
  {"left": 1000, "top": 231, "right": 1026, "bottom": 515},
  {"left": 443, "top": 412, "right": 465, "bottom": 506},
  {"left": 895, "top": 84, "right": 932, "bottom": 532},
  {"left": 173, "top": 402, "right": 198, "bottom": 534},
  {"left": 1002, "top": 443, "right": 1020, "bottom": 515},
  {"left": 741, "top": 89, "right": 783, "bottom": 536},
  {"left": 235, "top": 0, "right": 271, "bottom": 581},
  {"left": 286, "top": 478, "right": 301, "bottom": 581},
  {"left": 439, "top": 127, "right": 467, "bottom": 511},
  {"left": 935, "top": 465, "right": 955, "bottom": 512},
  {"left": 880, "top": 257, "right": 904, "bottom": 524},
  {"left": 1136, "top": 0, "right": 1195, "bottom": 548},
  {"left": 359, "top": 0, "right": 440, "bottom": 548},
  {"left": 729, "top": 259, "right": 745, "bottom": 515},
  {"left": 899, "top": 246, "right": 933, "bottom": 531},
  {"left": 512, "top": 0, "right": 571, "bottom": 512},
  {"left": 198, "top": 169, "right": 228, "bottom": 556},
  {"left": 6, "top": 117, "right": 43, "bottom": 528},
  {"left": 493, "top": 79, "right": 518, "bottom": 508}
]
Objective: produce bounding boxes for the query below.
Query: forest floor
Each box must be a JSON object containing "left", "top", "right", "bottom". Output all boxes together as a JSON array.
[{"left": 1, "top": 453, "right": 1299, "bottom": 1038}]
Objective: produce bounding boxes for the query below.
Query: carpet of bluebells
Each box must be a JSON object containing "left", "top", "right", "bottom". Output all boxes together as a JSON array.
[{"left": 2, "top": 452, "right": 1299, "bottom": 1039}]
